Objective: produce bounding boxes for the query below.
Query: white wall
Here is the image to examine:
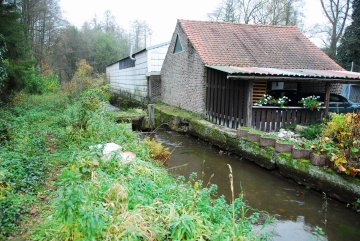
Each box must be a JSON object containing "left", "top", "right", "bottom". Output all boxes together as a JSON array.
[
  {"left": 106, "top": 43, "right": 169, "bottom": 102},
  {"left": 148, "top": 44, "right": 169, "bottom": 73},
  {"left": 107, "top": 51, "right": 148, "bottom": 102}
]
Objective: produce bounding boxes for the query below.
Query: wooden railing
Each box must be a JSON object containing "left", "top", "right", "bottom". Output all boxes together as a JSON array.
[{"left": 252, "top": 106, "right": 326, "bottom": 132}]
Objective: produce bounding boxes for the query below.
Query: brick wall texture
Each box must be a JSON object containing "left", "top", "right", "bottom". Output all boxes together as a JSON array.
[
  {"left": 160, "top": 24, "right": 206, "bottom": 114},
  {"left": 149, "top": 75, "right": 161, "bottom": 102},
  {"left": 299, "top": 82, "right": 343, "bottom": 94}
]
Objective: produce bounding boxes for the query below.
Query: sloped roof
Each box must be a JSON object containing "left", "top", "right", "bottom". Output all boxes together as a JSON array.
[{"left": 178, "top": 20, "right": 343, "bottom": 71}]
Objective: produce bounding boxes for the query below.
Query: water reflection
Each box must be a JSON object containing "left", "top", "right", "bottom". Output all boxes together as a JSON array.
[{"left": 154, "top": 130, "right": 360, "bottom": 241}]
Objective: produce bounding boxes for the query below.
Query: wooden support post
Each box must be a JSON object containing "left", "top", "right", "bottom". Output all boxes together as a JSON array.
[
  {"left": 245, "top": 80, "right": 254, "bottom": 127},
  {"left": 324, "top": 83, "right": 331, "bottom": 117},
  {"left": 148, "top": 104, "right": 155, "bottom": 130}
]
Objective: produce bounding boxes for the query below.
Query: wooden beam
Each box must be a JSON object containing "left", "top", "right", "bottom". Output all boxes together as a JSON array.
[
  {"left": 227, "top": 75, "right": 360, "bottom": 84},
  {"left": 324, "top": 83, "right": 331, "bottom": 117},
  {"left": 245, "top": 80, "right": 254, "bottom": 127}
]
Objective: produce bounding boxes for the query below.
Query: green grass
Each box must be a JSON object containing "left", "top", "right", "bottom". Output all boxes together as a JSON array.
[{"left": 0, "top": 88, "right": 268, "bottom": 240}]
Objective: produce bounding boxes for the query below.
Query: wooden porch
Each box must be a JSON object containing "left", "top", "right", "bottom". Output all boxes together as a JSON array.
[
  {"left": 251, "top": 106, "right": 325, "bottom": 132},
  {"left": 205, "top": 66, "right": 360, "bottom": 132}
]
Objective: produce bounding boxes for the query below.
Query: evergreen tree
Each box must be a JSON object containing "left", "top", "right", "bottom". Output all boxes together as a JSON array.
[
  {"left": 337, "top": 0, "right": 360, "bottom": 71},
  {"left": 0, "top": 2, "right": 32, "bottom": 98}
]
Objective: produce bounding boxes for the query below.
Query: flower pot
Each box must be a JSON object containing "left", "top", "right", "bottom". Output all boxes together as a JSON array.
[
  {"left": 259, "top": 136, "right": 276, "bottom": 147},
  {"left": 237, "top": 129, "right": 249, "bottom": 138},
  {"left": 310, "top": 152, "right": 327, "bottom": 166},
  {"left": 246, "top": 133, "right": 261, "bottom": 142},
  {"left": 292, "top": 147, "right": 310, "bottom": 159},
  {"left": 275, "top": 141, "right": 293, "bottom": 153}
]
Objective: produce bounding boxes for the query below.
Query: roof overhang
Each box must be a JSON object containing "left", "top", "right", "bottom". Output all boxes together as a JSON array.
[
  {"left": 206, "top": 65, "right": 360, "bottom": 84},
  {"left": 146, "top": 71, "right": 161, "bottom": 77}
]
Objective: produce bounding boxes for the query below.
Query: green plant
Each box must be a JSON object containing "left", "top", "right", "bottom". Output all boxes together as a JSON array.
[
  {"left": 300, "top": 123, "right": 323, "bottom": 140},
  {"left": 298, "top": 95, "right": 322, "bottom": 110}
]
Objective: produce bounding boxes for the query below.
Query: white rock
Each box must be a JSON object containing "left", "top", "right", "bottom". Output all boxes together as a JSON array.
[{"left": 90, "top": 143, "right": 125, "bottom": 161}]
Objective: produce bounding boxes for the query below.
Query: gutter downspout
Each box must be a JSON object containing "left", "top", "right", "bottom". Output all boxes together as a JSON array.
[{"left": 129, "top": 46, "right": 136, "bottom": 60}]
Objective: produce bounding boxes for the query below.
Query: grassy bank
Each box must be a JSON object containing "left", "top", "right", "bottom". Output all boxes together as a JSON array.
[{"left": 0, "top": 88, "right": 267, "bottom": 240}]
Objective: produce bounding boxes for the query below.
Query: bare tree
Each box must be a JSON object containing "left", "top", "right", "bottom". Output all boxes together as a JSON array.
[
  {"left": 320, "top": 0, "right": 351, "bottom": 59},
  {"left": 20, "top": 0, "right": 66, "bottom": 70},
  {"left": 209, "top": 0, "right": 303, "bottom": 26},
  {"left": 238, "top": 0, "right": 265, "bottom": 24},
  {"left": 208, "top": 0, "right": 238, "bottom": 22},
  {"left": 130, "top": 20, "right": 151, "bottom": 51}
]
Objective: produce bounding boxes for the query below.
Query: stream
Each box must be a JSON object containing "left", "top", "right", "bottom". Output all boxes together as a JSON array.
[{"left": 153, "top": 129, "right": 360, "bottom": 241}]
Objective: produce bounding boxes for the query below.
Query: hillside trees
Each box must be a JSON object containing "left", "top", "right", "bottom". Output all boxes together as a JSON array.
[
  {"left": 50, "top": 11, "right": 131, "bottom": 81},
  {"left": 337, "top": 0, "right": 360, "bottom": 71}
]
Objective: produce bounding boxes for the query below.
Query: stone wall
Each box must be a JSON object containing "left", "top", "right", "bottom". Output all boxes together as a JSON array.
[
  {"left": 299, "top": 82, "right": 343, "bottom": 95},
  {"left": 160, "top": 22, "right": 206, "bottom": 114}
]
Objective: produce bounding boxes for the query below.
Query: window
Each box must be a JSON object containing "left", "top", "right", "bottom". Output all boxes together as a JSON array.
[
  {"left": 119, "top": 57, "right": 135, "bottom": 70},
  {"left": 173, "top": 35, "right": 183, "bottom": 53}
]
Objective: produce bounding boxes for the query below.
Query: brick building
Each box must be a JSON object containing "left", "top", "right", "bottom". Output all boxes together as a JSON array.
[{"left": 161, "top": 20, "right": 360, "bottom": 130}]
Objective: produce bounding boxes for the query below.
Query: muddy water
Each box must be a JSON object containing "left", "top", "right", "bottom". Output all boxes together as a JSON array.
[{"left": 154, "top": 129, "right": 360, "bottom": 241}]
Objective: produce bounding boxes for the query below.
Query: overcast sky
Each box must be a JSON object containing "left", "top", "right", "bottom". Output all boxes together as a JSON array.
[{"left": 59, "top": 0, "right": 327, "bottom": 46}]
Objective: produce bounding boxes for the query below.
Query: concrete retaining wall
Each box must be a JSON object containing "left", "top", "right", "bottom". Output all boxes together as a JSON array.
[{"left": 153, "top": 104, "right": 360, "bottom": 209}]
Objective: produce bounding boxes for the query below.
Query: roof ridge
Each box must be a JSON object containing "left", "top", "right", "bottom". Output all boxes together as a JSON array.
[{"left": 178, "top": 19, "right": 297, "bottom": 28}]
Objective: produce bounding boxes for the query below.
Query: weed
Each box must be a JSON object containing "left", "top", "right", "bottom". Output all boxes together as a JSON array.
[{"left": 1, "top": 82, "right": 266, "bottom": 240}]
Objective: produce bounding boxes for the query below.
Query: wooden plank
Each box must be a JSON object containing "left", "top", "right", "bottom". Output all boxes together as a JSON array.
[
  {"left": 212, "top": 69, "right": 215, "bottom": 122},
  {"left": 238, "top": 81, "right": 244, "bottom": 127},
  {"left": 324, "top": 83, "right": 331, "bottom": 117},
  {"left": 220, "top": 75, "right": 225, "bottom": 125},
  {"left": 255, "top": 108, "right": 261, "bottom": 130},
  {"left": 258, "top": 109, "right": 263, "bottom": 131},
  {"left": 230, "top": 78, "right": 235, "bottom": 128},
  {"left": 271, "top": 109, "right": 277, "bottom": 131},
  {"left": 225, "top": 76, "right": 230, "bottom": 127},
  {"left": 216, "top": 73, "right": 221, "bottom": 124},
  {"left": 245, "top": 80, "right": 254, "bottom": 127},
  {"left": 286, "top": 109, "right": 292, "bottom": 126},
  {"left": 206, "top": 69, "right": 210, "bottom": 118},
  {"left": 252, "top": 110, "right": 256, "bottom": 129}
]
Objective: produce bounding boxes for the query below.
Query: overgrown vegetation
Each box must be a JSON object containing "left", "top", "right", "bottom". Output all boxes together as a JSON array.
[
  {"left": 319, "top": 113, "right": 360, "bottom": 175},
  {"left": 0, "top": 66, "right": 266, "bottom": 240}
]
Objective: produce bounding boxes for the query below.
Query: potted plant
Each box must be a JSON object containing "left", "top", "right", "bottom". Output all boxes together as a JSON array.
[
  {"left": 292, "top": 142, "right": 311, "bottom": 159},
  {"left": 246, "top": 129, "right": 264, "bottom": 142},
  {"left": 237, "top": 127, "right": 251, "bottom": 138},
  {"left": 275, "top": 139, "right": 294, "bottom": 153},
  {"left": 256, "top": 94, "right": 290, "bottom": 108},
  {"left": 309, "top": 141, "right": 329, "bottom": 166},
  {"left": 260, "top": 134, "right": 277, "bottom": 147},
  {"left": 298, "top": 95, "right": 322, "bottom": 111}
]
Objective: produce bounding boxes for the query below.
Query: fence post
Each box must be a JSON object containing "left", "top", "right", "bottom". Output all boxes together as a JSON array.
[
  {"left": 148, "top": 104, "right": 155, "bottom": 130},
  {"left": 245, "top": 80, "right": 254, "bottom": 127}
]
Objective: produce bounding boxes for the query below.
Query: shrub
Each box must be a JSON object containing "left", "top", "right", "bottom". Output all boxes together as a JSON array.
[
  {"left": 320, "top": 113, "right": 360, "bottom": 175},
  {"left": 143, "top": 137, "right": 171, "bottom": 164},
  {"left": 23, "top": 67, "right": 60, "bottom": 94},
  {"left": 300, "top": 123, "right": 323, "bottom": 140}
]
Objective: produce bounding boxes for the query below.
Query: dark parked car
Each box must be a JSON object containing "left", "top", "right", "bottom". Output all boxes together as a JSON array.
[{"left": 266, "top": 89, "right": 360, "bottom": 113}]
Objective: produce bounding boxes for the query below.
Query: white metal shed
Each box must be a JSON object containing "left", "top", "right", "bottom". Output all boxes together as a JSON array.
[{"left": 106, "top": 42, "right": 170, "bottom": 103}]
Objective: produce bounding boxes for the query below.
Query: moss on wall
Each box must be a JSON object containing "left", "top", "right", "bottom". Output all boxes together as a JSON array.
[{"left": 153, "top": 103, "right": 360, "bottom": 206}]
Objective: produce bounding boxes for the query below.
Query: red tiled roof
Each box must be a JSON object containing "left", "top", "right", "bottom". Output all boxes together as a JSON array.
[{"left": 178, "top": 20, "right": 344, "bottom": 70}]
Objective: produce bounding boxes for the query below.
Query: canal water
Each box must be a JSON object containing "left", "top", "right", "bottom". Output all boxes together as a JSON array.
[{"left": 153, "top": 129, "right": 360, "bottom": 241}]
